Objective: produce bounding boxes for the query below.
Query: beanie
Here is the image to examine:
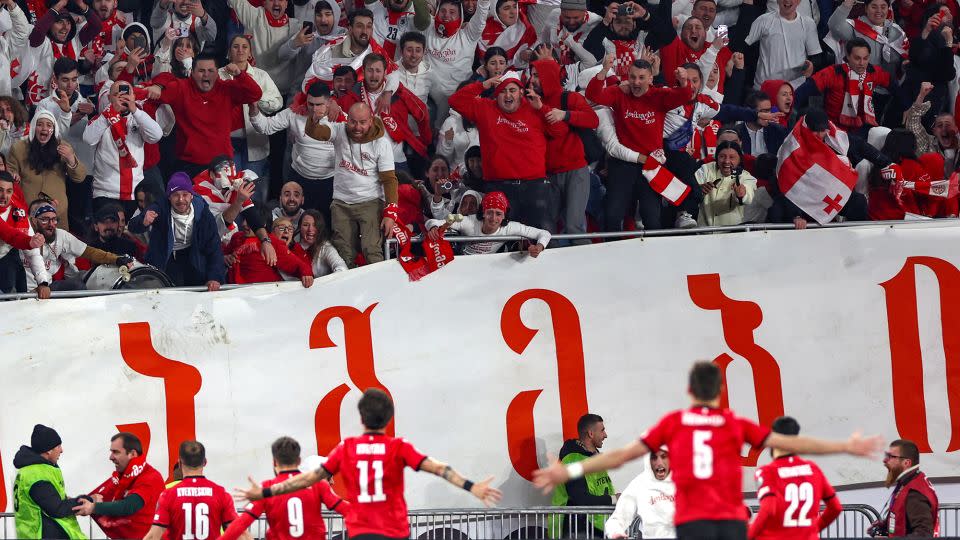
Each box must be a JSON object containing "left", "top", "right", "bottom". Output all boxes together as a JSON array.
[
  {"left": 493, "top": 71, "right": 523, "bottom": 97},
  {"left": 560, "top": 0, "right": 587, "bottom": 10},
  {"left": 31, "top": 424, "right": 62, "bottom": 454}
]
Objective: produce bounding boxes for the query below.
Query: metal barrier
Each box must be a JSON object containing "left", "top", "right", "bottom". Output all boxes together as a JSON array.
[
  {"left": 0, "top": 503, "right": 887, "bottom": 539},
  {"left": 940, "top": 503, "right": 960, "bottom": 537}
]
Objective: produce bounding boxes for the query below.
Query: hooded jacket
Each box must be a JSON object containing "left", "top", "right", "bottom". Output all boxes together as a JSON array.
[
  {"left": 279, "top": 0, "right": 347, "bottom": 95},
  {"left": 760, "top": 79, "right": 794, "bottom": 128},
  {"left": 532, "top": 58, "right": 599, "bottom": 174},
  {"left": 605, "top": 453, "right": 676, "bottom": 539},
  {"left": 13, "top": 445, "right": 85, "bottom": 539}
]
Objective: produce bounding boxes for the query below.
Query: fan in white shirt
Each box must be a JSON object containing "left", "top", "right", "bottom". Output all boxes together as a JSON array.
[{"left": 425, "top": 191, "right": 550, "bottom": 256}]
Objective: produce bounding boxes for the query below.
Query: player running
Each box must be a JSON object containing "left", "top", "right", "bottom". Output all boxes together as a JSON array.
[
  {"left": 533, "top": 361, "right": 882, "bottom": 540},
  {"left": 748, "top": 416, "right": 842, "bottom": 540},
  {"left": 235, "top": 388, "right": 502, "bottom": 539},
  {"left": 220, "top": 436, "right": 349, "bottom": 540},
  {"left": 144, "top": 441, "right": 249, "bottom": 540}
]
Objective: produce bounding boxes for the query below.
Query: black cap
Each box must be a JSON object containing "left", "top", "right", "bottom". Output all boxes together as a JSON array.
[
  {"left": 31, "top": 424, "right": 62, "bottom": 454},
  {"left": 94, "top": 204, "right": 122, "bottom": 223}
]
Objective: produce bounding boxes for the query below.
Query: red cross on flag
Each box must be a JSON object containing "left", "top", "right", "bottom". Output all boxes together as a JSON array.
[{"left": 776, "top": 116, "right": 859, "bottom": 225}]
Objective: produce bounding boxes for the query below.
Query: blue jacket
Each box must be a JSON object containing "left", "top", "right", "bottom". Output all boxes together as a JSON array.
[
  {"left": 128, "top": 196, "right": 225, "bottom": 284},
  {"left": 734, "top": 122, "right": 788, "bottom": 157}
]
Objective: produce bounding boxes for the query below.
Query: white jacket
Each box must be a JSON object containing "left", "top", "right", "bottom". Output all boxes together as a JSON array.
[
  {"left": 0, "top": 4, "right": 30, "bottom": 97},
  {"left": 605, "top": 456, "right": 676, "bottom": 539},
  {"left": 83, "top": 108, "right": 163, "bottom": 200},
  {"left": 424, "top": 214, "right": 550, "bottom": 255},
  {"left": 21, "top": 229, "right": 88, "bottom": 288},
  {"left": 695, "top": 161, "right": 757, "bottom": 226},
  {"left": 228, "top": 0, "right": 301, "bottom": 91},
  {"left": 250, "top": 108, "right": 335, "bottom": 179},
  {"left": 220, "top": 64, "right": 283, "bottom": 162},
  {"left": 435, "top": 110, "right": 479, "bottom": 169},
  {"left": 425, "top": 0, "right": 491, "bottom": 93}
]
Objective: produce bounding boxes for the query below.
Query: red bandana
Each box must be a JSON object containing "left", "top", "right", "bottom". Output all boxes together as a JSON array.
[
  {"left": 264, "top": 9, "right": 289, "bottom": 27},
  {"left": 102, "top": 105, "right": 139, "bottom": 199},
  {"left": 482, "top": 191, "right": 509, "bottom": 213}
]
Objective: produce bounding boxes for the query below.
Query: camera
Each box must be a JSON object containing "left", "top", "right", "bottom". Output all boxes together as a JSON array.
[
  {"left": 617, "top": 4, "right": 633, "bottom": 16},
  {"left": 438, "top": 179, "right": 457, "bottom": 192},
  {"left": 117, "top": 83, "right": 132, "bottom": 94}
]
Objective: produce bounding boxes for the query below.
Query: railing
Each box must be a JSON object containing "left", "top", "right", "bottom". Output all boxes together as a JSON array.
[
  {"left": 940, "top": 503, "right": 960, "bottom": 537},
  {"left": 0, "top": 503, "right": 888, "bottom": 539}
]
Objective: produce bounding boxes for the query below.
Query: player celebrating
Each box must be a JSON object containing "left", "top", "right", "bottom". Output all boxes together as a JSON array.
[
  {"left": 235, "top": 388, "right": 502, "bottom": 539},
  {"left": 533, "top": 361, "right": 882, "bottom": 540},
  {"left": 748, "top": 416, "right": 842, "bottom": 540},
  {"left": 220, "top": 436, "right": 350, "bottom": 540},
  {"left": 144, "top": 441, "right": 249, "bottom": 540}
]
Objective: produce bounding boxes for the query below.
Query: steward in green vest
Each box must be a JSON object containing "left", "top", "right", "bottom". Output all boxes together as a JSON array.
[
  {"left": 549, "top": 414, "right": 615, "bottom": 538},
  {"left": 13, "top": 424, "right": 87, "bottom": 539}
]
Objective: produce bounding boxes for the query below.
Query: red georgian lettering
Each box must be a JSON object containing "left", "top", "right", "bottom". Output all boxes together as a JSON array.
[
  {"left": 309, "top": 305, "right": 392, "bottom": 496},
  {"left": 880, "top": 256, "right": 960, "bottom": 452},
  {"left": 0, "top": 450, "right": 5, "bottom": 511},
  {"left": 118, "top": 322, "right": 202, "bottom": 481},
  {"left": 502, "top": 289, "right": 589, "bottom": 481},
  {"left": 688, "top": 274, "right": 785, "bottom": 466}
]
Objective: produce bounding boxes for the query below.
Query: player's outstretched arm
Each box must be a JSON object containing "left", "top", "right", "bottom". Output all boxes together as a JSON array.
[
  {"left": 419, "top": 458, "right": 503, "bottom": 507},
  {"left": 234, "top": 469, "right": 331, "bottom": 503},
  {"left": 532, "top": 440, "right": 649, "bottom": 495},
  {"left": 765, "top": 431, "right": 883, "bottom": 457},
  {"left": 143, "top": 525, "right": 164, "bottom": 540}
]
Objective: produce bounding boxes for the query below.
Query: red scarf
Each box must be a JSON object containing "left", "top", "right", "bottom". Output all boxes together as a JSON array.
[
  {"left": 839, "top": 64, "right": 876, "bottom": 129},
  {"left": 264, "top": 9, "right": 289, "bottom": 27},
  {"left": 90, "top": 12, "right": 126, "bottom": 58},
  {"left": 691, "top": 120, "right": 720, "bottom": 160},
  {"left": 102, "top": 105, "right": 139, "bottom": 200},
  {"left": 385, "top": 205, "right": 454, "bottom": 280},
  {"left": 434, "top": 16, "right": 462, "bottom": 38},
  {"left": 91, "top": 454, "right": 148, "bottom": 503},
  {"left": 642, "top": 148, "right": 690, "bottom": 205},
  {"left": 359, "top": 83, "right": 428, "bottom": 156},
  {"left": 52, "top": 40, "right": 77, "bottom": 60}
]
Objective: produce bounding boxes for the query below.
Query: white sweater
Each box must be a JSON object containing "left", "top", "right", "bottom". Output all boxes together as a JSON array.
[
  {"left": 228, "top": 0, "right": 301, "bottom": 91},
  {"left": 83, "top": 108, "right": 164, "bottom": 200},
  {"left": 425, "top": 0, "right": 491, "bottom": 93},
  {"left": 396, "top": 61, "right": 434, "bottom": 105},
  {"left": 250, "top": 108, "right": 335, "bottom": 179},
  {"left": 21, "top": 229, "right": 88, "bottom": 288},
  {"left": 0, "top": 4, "right": 29, "bottom": 96},
  {"left": 424, "top": 215, "right": 551, "bottom": 255},
  {"left": 605, "top": 457, "right": 676, "bottom": 539},
  {"left": 435, "top": 110, "right": 479, "bottom": 169},
  {"left": 220, "top": 64, "right": 284, "bottom": 162}
]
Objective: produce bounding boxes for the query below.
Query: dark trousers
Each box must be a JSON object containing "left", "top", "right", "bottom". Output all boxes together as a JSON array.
[
  {"left": 92, "top": 197, "right": 140, "bottom": 219},
  {"left": 603, "top": 154, "right": 702, "bottom": 231},
  {"left": 483, "top": 179, "right": 560, "bottom": 233},
  {"left": 291, "top": 170, "right": 334, "bottom": 229},
  {"left": 663, "top": 149, "right": 703, "bottom": 217},
  {"left": 676, "top": 519, "right": 747, "bottom": 540},
  {"left": 0, "top": 248, "right": 26, "bottom": 293},
  {"left": 165, "top": 247, "right": 203, "bottom": 286}
]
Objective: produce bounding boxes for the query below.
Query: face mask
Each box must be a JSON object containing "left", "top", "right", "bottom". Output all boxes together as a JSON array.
[{"left": 182, "top": 56, "right": 193, "bottom": 72}]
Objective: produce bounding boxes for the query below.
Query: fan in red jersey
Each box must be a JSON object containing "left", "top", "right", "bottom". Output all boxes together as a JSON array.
[
  {"left": 533, "top": 362, "right": 884, "bottom": 540},
  {"left": 144, "top": 440, "right": 249, "bottom": 540},
  {"left": 236, "top": 388, "right": 502, "bottom": 540},
  {"left": 220, "top": 436, "right": 350, "bottom": 540},
  {"left": 748, "top": 416, "right": 842, "bottom": 540}
]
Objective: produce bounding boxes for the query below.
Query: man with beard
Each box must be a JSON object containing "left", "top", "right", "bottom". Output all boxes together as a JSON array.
[
  {"left": 339, "top": 53, "right": 432, "bottom": 172},
  {"left": 363, "top": 0, "right": 430, "bottom": 61},
  {"left": 605, "top": 449, "right": 675, "bottom": 539},
  {"left": 907, "top": 82, "right": 960, "bottom": 177},
  {"left": 868, "top": 440, "right": 939, "bottom": 537},
  {"left": 0, "top": 172, "right": 45, "bottom": 292},
  {"left": 538, "top": 0, "right": 601, "bottom": 85},
  {"left": 303, "top": 8, "right": 392, "bottom": 91},
  {"left": 748, "top": 416, "right": 842, "bottom": 540},
  {"left": 279, "top": 0, "right": 346, "bottom": 95},
  {"left": 149, "top": 0, "right": 217, "bottom": 54},
  {"left": 83, "top": 0, "right": 133, "bottom": 68},
  {"left": 648, "top": 8, "right": 732, "bottom": 91},
  {"left": 229, "top": 0, "right": 301, "bottom": 96},
  {"left": 146, "top": 53, "right": 262, "bottom": 177},
  {"left": 23, "top": 201, "right": 133, "bottom": 298},
  {"left": 304, "top": 102, "right": 399, "bottom": 267},
  {"left": 425, "top": 0, "right": 490, "bottom": 127},
  {"left": 87, "top": 204, "right": 140, "bottom": 258},
  {"left": 583, "top": 1, "right": 651, "bottom": 80},
  {"left": 128, "top": 173, "right": 226, "bottom": 291},
  {"left": 24, "top": 0, "right": 102, "bottom": 105},
  {"left": 272, "top": 181, "right": 305, "bottom": 225},
  {"left": 549, "top": 414, "right": 614, "bottom": 538}
]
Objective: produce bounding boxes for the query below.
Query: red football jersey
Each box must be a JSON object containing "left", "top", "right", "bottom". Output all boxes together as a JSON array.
[
  {"left": 752, "top": 455, "right": 838, "bottom": 540},
  {"left": 237, "top": 471, "right": 347, "bottom": 540},
  {"left": 641, "top": 406, "right": 771, "bottom": 525},
  {"left": 153, "top": 476, "right": 239, "bottom": 540},
  {"left": 323, "top": 433, "right": 428, "bottom": 538}
]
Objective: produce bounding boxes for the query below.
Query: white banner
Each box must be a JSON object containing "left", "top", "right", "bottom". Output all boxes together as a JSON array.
[{"left": 2, "top": 222, "right": 959, "bottom": 512}]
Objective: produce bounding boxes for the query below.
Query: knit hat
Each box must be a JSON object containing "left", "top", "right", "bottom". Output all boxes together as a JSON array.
[
  {"left": 166, "top": 172, "right": 196, "bottom": 197},
  {"left": 31, "top": 424, "right": 62, "bottom": 454},
  {"left": 482, "top": 191, "right": 510, "bottom": 213},
  {"left": 493, "top": 71, "right": 523, "bottom": 97},
  {"left": 560, "top": 0, "right": 586, "bottom": 10}
]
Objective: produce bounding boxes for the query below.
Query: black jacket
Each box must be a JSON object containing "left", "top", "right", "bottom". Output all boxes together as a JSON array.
[
  {"left": 558, "top": 439, "right": 612, "bottom": 506},
  {"left": 13, "top": 446, "right": 85, "bottom": 540}
]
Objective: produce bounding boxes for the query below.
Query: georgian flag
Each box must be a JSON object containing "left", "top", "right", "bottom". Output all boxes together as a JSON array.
[{"left": 776, "top": 116, "right": 858, "bottom": 225}]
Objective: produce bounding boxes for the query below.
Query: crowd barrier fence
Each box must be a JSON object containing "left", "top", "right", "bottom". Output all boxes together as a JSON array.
[{"left": 0, "top": 503, "right": 888, "bottom": 539}]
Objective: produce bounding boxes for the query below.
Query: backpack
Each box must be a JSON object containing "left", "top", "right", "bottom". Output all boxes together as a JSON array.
[{"left": 561, "top": 91, "right": 605, "bottom": 164}]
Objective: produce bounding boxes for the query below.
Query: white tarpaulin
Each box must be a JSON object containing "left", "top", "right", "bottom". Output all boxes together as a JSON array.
[{"left": 1, "top": 222, "right": 959, "bottom": 511}]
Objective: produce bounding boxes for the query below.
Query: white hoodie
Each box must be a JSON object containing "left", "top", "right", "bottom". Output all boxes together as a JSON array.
[
  {"left": 0, "top": 4, "right": 30, "bottom": 97},
  {"left": 425, "top": 0, "right": 491, "bottom": 94},
  {"left": 605, "top": 454, "right": 676, "bottom": 539}
]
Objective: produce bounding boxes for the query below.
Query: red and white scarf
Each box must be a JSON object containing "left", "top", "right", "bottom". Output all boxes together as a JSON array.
[
  {"left": 691, "top": 120, "right": 720, "bottom": 160},
  {"left": 102, "top": 105, "right": 139, "bottom": 200},
  {"left": 848, "top": 18, "right": 908, "bottom": 61},
  {"left": 479, "top": 12, "right": 536, "bottom": 59},
  {"left": 385, "top": 204, "right": 454, "bottom": 281},
  {"left": 88, "top": 12, "right": 127, "bottom": 59},
  {"left": 642, "top": 149, "right": 690, "bottom": 205},
  {"left": 610, "top": 39, "right": 639, "bottom": 80},
  {"left": 839, "top": 64, "right": 876, "bottom": 129},
  {"left": 52, "top": 40, "right": 77, "bottom": 60},
  {"left": 91, "top": 454, "right": 148, "bottom": 503},
  {"left": 264, "top": 8, "right": 289, "bottom": 27},
  {"left": 888, "top": 164, "right": 960, "bottom": 201}
]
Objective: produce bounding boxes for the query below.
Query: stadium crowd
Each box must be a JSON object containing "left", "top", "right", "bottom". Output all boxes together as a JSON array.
[{"left": 0, "top": 0, "right": 958, "bottom": 294}]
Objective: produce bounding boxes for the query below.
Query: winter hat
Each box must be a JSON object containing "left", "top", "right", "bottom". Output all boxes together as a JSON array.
[
  {"left": 560, "top": 0, "right": 587, "bottom": 10},
  {"left": 166, "top": 172, "right": 196, "bottom": 197},
  {"left": 30, "top": 110, "right": 61, "bottom": 142},
  {"left": 31, "top": 424, "right": 62, "bottom": 454},
  {"left": 866, "top": 126, "right": 891, "bottom": 151},
  {"left": 493, "top": 71, "right": 523, "bottom": 97},
  {"left": 482, "top": 191, "right": 510, "bottom": 213}
]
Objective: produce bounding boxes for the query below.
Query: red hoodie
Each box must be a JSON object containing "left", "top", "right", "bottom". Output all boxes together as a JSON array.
[
  {"left": 660, "top": 37, "right": 732, "bottom": 93},
  {"left": 585, "top": 75, "right": 693, "bottom": 156},
  {"left": 760, "top": 79, "right": 792, "bottom": 128},
  {"left": 156, "top": 70, "right": 262, "bottom": 165},
  {"left": 449, "top": 81, "right": 568, "bottom": 180},
  {"left": 532, "top": 58, "right": 599, "bottom": 174},
  {"left": 224, "top": 233, "right": 312, "bottom": 283}
]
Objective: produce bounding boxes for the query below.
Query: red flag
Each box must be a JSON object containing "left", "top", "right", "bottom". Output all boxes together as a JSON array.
[{"left": 776, "top": 116, "right": 858, "bottom": 225}]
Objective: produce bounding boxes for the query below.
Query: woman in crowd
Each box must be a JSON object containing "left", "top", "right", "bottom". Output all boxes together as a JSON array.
[
  {"left": 760, "top": 79, "right": 795, "bottom": 128},
  {"left": 425, "top": 191, "right": 550, "bottom": 256},
  {"left": 0, "top": 96, "right": 29, "bottom": 156},
  {"left": 6, "top": 110, "right": 86, "bottom": 229},
  {"left": 437, "top": 81, "right": 481, "bottom": 167},
  {"left": 224, "top": 215, "right": 314, "bottom": 286},
  {"left": 154, "top": 33, "right": 200, "bottom": 78},
  {"left": 478, "top": 0, "right": 536, "bottom": 68},
  {"left": 695, "top": 141, "right": 757, "bottom": 226},
  {"left": 289, "top": 210, "right": 347, "bottom": 277}
]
